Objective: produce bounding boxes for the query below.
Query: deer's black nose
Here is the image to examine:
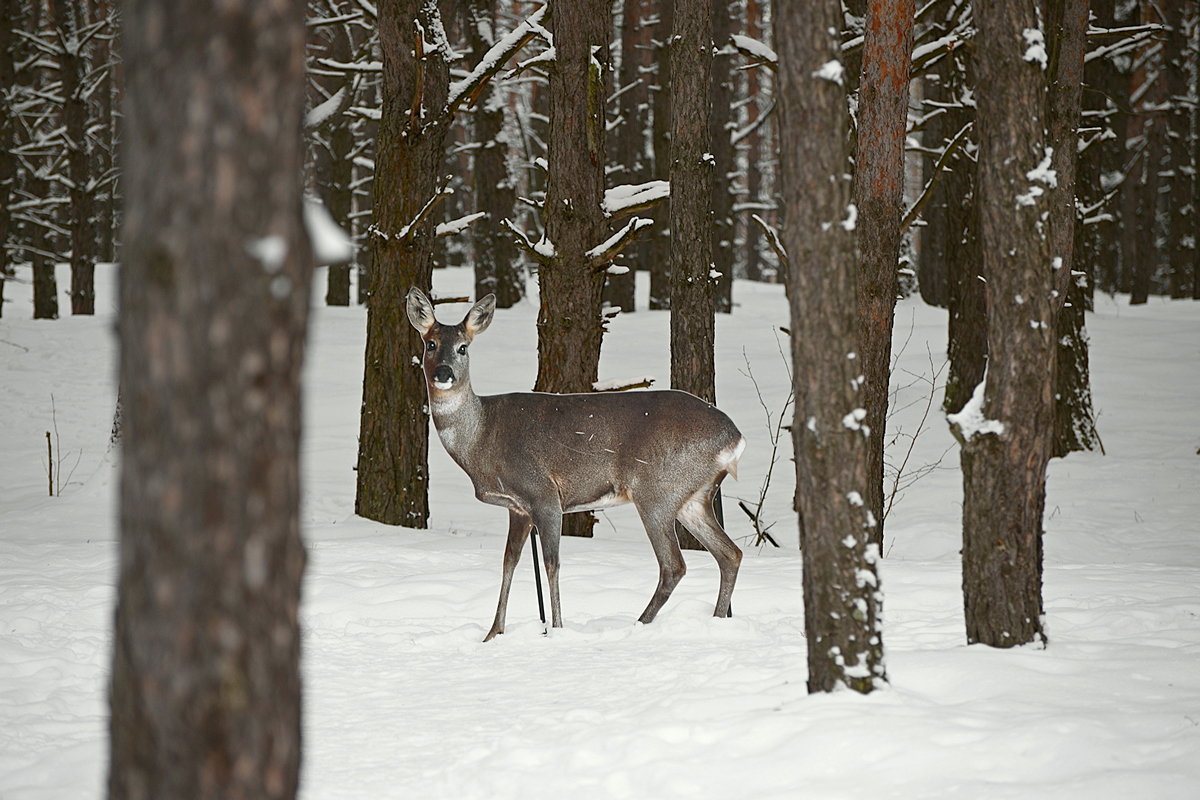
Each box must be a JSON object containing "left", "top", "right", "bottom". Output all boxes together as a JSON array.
[{"left": 433, "top": 365, "right": 455, "bottom": 387}]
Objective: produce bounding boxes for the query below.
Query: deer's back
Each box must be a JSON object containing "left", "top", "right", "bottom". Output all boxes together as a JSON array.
[{"left": 468, "top": 390, "right": 742, "bottom": 513}]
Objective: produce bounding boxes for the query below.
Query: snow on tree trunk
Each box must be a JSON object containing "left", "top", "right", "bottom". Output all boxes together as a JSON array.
[
  {"left": 109, "top": 1, "right": 313, "bottom": 796},
  {"left": 777, "top": 0, "right": 886, "bottom": 694}
]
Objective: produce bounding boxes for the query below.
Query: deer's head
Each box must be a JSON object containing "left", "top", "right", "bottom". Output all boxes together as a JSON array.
[{"left": 406, "top": 287, "right": 496, "bottom": 395}]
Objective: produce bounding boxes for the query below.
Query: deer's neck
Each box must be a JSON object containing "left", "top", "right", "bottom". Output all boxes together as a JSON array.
[{"left": 428, "top": 386, "right": 483, "bottom": 456}]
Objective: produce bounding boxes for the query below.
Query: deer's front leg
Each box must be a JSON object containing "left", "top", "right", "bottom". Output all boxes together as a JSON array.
[
  {"left": 531, "top": 508, "right": 564, "bottom": 630},
  {"left": 485, "top": 508, "right": 533, "bottom": 642}
]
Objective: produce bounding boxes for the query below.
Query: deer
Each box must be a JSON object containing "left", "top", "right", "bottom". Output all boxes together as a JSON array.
[{"left": 406, "top": 287, "right": 746, "bottom": 642}]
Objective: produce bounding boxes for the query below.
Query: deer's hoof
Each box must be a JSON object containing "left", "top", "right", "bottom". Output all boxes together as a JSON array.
[{"left": 483, "top": 626, "right": 503, "bottom": 642}]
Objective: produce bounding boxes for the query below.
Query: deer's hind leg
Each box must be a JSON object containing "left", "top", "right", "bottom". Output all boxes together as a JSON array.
[
  {"left": 677, "top": 491, "right": 742, "bottom": 619},
  {"left": 633, "top": 497, "right": 688, "bottom": 624},
  {"left": 529, "top": 507, "right": 564, "bottom": 630},
  {"left": 485, "top": 508, "right": 534, "bottom": 642}
]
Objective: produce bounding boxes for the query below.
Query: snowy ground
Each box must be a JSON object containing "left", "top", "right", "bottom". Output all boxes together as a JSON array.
[{"left": 2, "top": 264, "right": 1199, "bottom": 799}]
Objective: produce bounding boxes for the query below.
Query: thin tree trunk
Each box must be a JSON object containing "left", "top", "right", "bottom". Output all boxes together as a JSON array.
[
  {"left": 604, "top": 0, "right": 647, "bottom": 313},
  {"left": 709, "top": 0, "right": 735, "bottom": 313},
  {"left": 0, "top": 0, "right": 14, "bottom": 303},
  {"left": 648, "top": 0, "right": 673, "bottom": 310},
  {"left": 325, "top": 19, "right": 355, "bottom": 307},
  {"left": 1164, "top": 0, "right": 1195, "bottom": 299},
  {"left": 90, "top": 0, "right": 116, "bottom": 264},
  {"left": 536, "top": 0, "right": 611, "bottom": 538},
  {"left": 778, "top": 0, "right": 886, "bottom": 694},
  {"left": 1129, "top": 0, "right": 1165, "bottom": 305},
  {"left": 468, "top": 0, "right": 523, "bottom": 309},
  {"left": 54, "top": 1, "right": 96, "bottom": 315},
  {"left": 109, "top": 1, "right": 312, "bottom": 796},
  {"left": 355, "top": 0, "right": 452, "bottom": 527},
  {"left": 740, "top": 0, "right": 769, "bottom": 283},
  {"left": 852, "top": 0, "right": 914, "bottom": 549},
  {"left": 1045, "top": 0, "right": 1099, "bottom": 457},
  {"left": 955, "top": 0, "right": 1055, "bottom": 648}
]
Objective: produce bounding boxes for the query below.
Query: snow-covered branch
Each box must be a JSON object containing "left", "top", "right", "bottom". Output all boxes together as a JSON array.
[
  {"left": 435, "top": 211, "right": 487, "bottom": 238},
  {"left": 447, "top": 5, "right": 550, "bottom": 113},
  {"left": 751, "top": 214, "right": 788, "bottom": 269},
  {"left": 586, "top": 216, "right": 653, "bottom": 269},
  {"left": 602, "top": 181, "right": 669, "bottom": 218},
  {"left": 730, "top": 34, "right": 777, "bottom": 71},
  {"left": 502, "top": 218, "right": 553, "bottom": 265}
]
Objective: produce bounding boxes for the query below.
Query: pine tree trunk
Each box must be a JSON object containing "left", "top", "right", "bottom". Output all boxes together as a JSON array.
[
  {"left": 740, "top": 0, "right": 768, "bottom": 283},
  {"left": 916, "top": 22, "right": 972, "bottom": 311},
  {"left": 109, "top": 2, "right": 312, "bottom": 797},
  {"left": 536, "top": 0, "right": 611, "bottom": 539},
  {"left": 0, "top": 0, "right": 14, "bottom": 298},
  {"left": 54, "top": 2, "right": 96, "bottom": 315},
  {"left": 603, "top": 0, "right": 647, "bottom": 314},
  {"left": 937, "top": 13, "right": 985, "bottom": 415},
  {"left": 1128, "top": 0, "right": 1166, "bottom": 305},
  {"left": 1164, "top": 0, "right": 1195, "bottom": 299},
  {"left": 709, "top": 0, "right": 735, "bottom": 313},
  {"left": 90, "top": 0, "right": 116, "bottom": 264},
  {"left": 853, "top": 0, "right": 914, "bottom": 549},
  {"left": 956, "top": 0, "right": 1054, "bottom": 648},
  {"left": 1076, "top": 0, "right": 1119, "bottom": 300},
  {"left": 669, "top": 0, "right": 716, "bottom": 551},
  {"left": 648, "top": 0, "right": 673, "bottom": 310},
  {"left": 324, "top": 20, "right": 355, "bottom": 307},
  {"left": 778, "top": 0, "right": 886, "bottom": 694},
  {"left": 468, "top": 0, "right": 523, "bottom": 309},
  {"left": 1045, "top": 0, "right": 1099, "bottom": 458},
  {"left": 355, "top": 0, "right": 452, "bottom": 527}
]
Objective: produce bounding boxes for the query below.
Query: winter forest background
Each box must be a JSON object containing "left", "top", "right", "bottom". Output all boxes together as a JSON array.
[{"left": 1, "top": 0, "right": 1199, "bottom": 799}]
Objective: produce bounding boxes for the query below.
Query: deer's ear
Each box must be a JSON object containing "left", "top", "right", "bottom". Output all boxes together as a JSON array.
[
  {"left": 406, "top": 287, "right": 435, "bottom": 333},
  {"left": 465, "top": 294, "right": 496, "bottom": 338}
]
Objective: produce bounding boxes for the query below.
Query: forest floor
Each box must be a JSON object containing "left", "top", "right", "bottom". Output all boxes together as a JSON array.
[{"left": 2, "top": 264, "right": 1199, "bottom": 799}]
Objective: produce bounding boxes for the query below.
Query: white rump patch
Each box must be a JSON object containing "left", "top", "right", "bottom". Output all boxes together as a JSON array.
[{"left": 718, "top": 437, "right": 747, "bottom": 480}]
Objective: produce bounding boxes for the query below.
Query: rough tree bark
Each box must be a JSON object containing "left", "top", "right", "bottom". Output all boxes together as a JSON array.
[
  {"left": 535, "top": 0, "right": 611, "bottom": 538},
  {"left": 1045, "top": 0, "right": 1100, "bottom": 458},
  {"left": 852, "top": 0, "right": 914, "bottom": 550},
  {"left": 109, "top": 1, "right": 313, "bottom": 797},
  {"left": 669, "top": 0, "right": 716, "bottom": 551},
  {"left": 953, "top": 0, "right": 1056, "bottom": 648},
  {"left": 354, "top": 0, "right": 452, "bottom": 527},
  {"left": 778, "top": 0, "right": 886, "bottom": 694}
]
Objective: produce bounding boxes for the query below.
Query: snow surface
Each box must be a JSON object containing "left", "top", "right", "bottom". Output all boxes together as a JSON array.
[{"left": 2, "top": 266, "right": 1200, "bottom": 799}]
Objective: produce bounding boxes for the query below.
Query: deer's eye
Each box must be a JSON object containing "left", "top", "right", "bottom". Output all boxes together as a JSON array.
[
  {"left": 457, "top": 344, "right": 468, "bottom": 356},
  {"left": 425, "top": 340, "right": 436, "bottom": 352}
]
